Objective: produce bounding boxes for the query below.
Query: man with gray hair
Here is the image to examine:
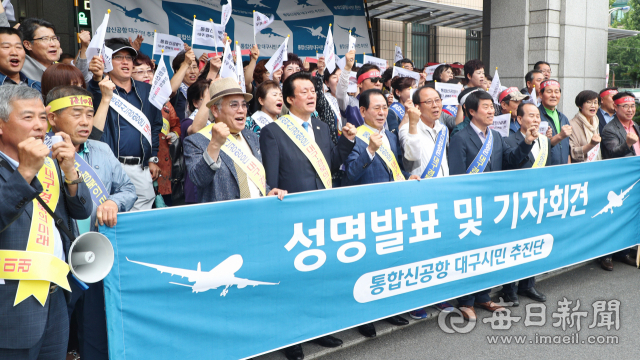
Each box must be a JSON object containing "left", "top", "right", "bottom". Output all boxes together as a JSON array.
[
  {"left": 184, "top": 77, "right": 287, "bottom": 203},
  {"left": 0, "top": 85, "right": 92, "bottom": 359}
]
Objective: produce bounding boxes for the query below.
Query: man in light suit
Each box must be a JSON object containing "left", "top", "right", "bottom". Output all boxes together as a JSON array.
[
  {"left": 260, "top": 72, "right": 357, "bottom": 194},
  {"left": 449, "top": 90, "right": 537, "bottom": 321},
  {"left": 184, "top": 77, "right": 287, "bottom": 203},
  {"left": 600, "top": 91, "right": 639, "bottom": 270},
  {"left": 0, "top": 85, "right": 92, "bottom": 359}
]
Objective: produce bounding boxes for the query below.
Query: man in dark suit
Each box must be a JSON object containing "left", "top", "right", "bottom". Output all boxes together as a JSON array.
[
  {"left": 597, "top": 87, "right": 617, "bottom": 134},
  {"left": 184, "top": 78, "right": 286, "bottom": 203},
  {"left": 344, "top": 89, "right": 416, "bottom": 186},
  {"left": 599, "top": 91, "right": 639, "bottom": 270},
  {"left": 449, "top": 90, "right": 537, "bottom": 321},
  {"left": 499, "top": 102, "right": 550, "bottom": 306},
  {"left": 0, "top": 85, "right": 92, "bottom": 359},
  {"left": 343, "top": 89, "right": 415, "bottom": 338},
  {"left": 260, "top": 72, "right": 357, "bottom": 194}
]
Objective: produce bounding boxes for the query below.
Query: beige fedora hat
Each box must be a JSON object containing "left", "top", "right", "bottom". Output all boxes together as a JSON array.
[{"left": 205, "top": 77, "right": 253, "bottom": 108}]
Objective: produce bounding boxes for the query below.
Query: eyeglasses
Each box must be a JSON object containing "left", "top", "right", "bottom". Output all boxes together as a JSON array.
[
  {"left": 113, "top": 55, "right": 133, "bottom": 62},
  {"left": 31, "top": 36, "right": 60, "bottom": 44},
  {"left": 419, "top": 99, "right": 442, "bottom": 107},
  {"left": 228, "top": 101, "right": 248, "bottom": 111},
  {"left": 584, "top": 100, "right": 599, "bottom": 106},
  {"left": 367, "top": 77, "right": 382, "bottom": 84},
  {"left": 618, "top": 104, "right": 636, "bottom": 111},
  {"left": 132, "top": 70, "right": 154, "bottom": 76}
]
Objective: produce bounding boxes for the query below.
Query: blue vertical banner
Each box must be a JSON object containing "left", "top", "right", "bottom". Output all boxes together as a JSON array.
[
  {"left": 91, "top": 0, "right": 372, "bottom": 58},
  {"left": 102, "top": 157, "right": 640, "bottom": 359}
]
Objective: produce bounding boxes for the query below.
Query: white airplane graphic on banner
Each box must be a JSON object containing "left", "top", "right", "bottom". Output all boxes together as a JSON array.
[
  {"left": 592, "top": 179, "right": 640, "bottom": 217},
  {"left": 127, "top": 254, "right": 279, "bottom": 296},
  {"left": 298, "top": 26, "right": 326, "bottom": 39}
]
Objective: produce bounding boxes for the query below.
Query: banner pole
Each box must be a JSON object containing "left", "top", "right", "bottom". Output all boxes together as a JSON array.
[
  {"left": 253, "top": 10, "right": 257, "bottom": 47},
  {"left": 191, "top": 15, "right": 196, "bottom": 48}
]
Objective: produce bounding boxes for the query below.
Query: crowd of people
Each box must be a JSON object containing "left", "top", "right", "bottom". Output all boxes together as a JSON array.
[{"left": 0, "top": 5, "right": 638, "bottom": 360}]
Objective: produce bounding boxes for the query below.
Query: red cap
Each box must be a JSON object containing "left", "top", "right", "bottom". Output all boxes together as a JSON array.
[{"left": 499, "top": 87, "right": 519, "bottom": 103}]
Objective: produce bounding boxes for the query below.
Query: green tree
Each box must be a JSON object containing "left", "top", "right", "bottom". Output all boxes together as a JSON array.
[{"left": 607, "top": 0, "right": 640, "bottom": 87}]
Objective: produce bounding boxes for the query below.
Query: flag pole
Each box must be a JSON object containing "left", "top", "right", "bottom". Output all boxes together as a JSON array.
[
  {"left": 191, "top": 15, "right": 196, "bottom": 47},
  {"left": 210, "top": 18, "right": 218, "bottom": 56},
  {"left": 253, "top": 10, "right": 257, "bottom": 47}
]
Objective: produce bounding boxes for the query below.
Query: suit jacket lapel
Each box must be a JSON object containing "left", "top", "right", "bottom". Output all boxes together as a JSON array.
[
  {"left": 219, "top": 151, "right": 238, "bottom": 184},
  {"left": 466, "top": 124, "right": 483, "bottom": 153},
  {"left": 241, "top": 128, "right": 259, "bottom": 157}
]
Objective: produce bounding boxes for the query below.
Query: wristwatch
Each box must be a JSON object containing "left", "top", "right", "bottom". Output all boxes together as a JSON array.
[
  {"left": 64, "top": 171, "right": 84, "bottom": 185},
  {"left": 149, "top": 157, "right": 159, "bottom": 164}
]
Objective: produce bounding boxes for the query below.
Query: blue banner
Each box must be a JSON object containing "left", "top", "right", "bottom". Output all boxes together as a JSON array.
[{"left": 102, "top": 157, "right": 640, "bottom": 360}]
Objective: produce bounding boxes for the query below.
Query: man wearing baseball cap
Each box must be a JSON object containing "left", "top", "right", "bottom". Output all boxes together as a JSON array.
[
  {"left": 87, "top": 38, "right": 164, "bottom": 210},
  {"left": 183, "top": 77, "right": 287, "bottom": 203},
  {"left": 538, "top": 79, "right": 572, "bottom": 165},
  {"left": 600, "top": 91, "right": 639, "bottom": 270},
  {"left": 499, "top": 87, "right": 529, "bottom": 134}
]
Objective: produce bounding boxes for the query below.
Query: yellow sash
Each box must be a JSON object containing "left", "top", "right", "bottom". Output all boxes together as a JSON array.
[
  {"left": 275, "top": 115, "right": 332, "bottom": 189},
  {"left": 356, "top": 125, "right": 405, "bottom": 181},
  {"left": 198, "top": 124, "right": 267, "bottom": 196},
  {"left": 2, "top": 158, "right": 71, "bottom": 306},
  {"left": 161, "top": 118, "right": 170, "bottom": 136},
  {"left": 531, "top": 135, "right": 549, "bottom": 168}
]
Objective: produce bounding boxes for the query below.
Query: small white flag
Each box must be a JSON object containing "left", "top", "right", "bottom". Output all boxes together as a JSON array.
[
  {"left": 152, "top": 32, "right": 185, "bottom": 57},
  {"left": 103, "top": 46, "right": 113, "bottom": 73},
  {"left": 525, "top": 86, "right": 539, "bottom": 107},
  {"left": 323, "top": 25, "right": 335, "bottom": 73},
  {"left": 236, "top": 42, "right": 246, "bottom": 92},
  {"left": 192, "top": 19, "right": 218, "bottom": 48},
  {"left": 395, "top": 45, "right": 403, "bottom": 63},
  {"left": 265, "top": 36, "right": 289, "bottom": 80},
  {"left": 489, "top": 113, "right": 510, "bottom": 138},
  {"left": 2, "top": 0, "right": 15, "bottom": 21},
  {"left": 220, "top": 39, "right": 237, "bottom": 80},
  {"left": 149, "top": 54, "right": 172, "bottom": 110},
  {"left": 348, "top": 71, "right": 357, "bottom": 93},
  {"left": 221, "top": 0, "right": 232, "bottom": 27},
  {"left": 348, "top": 32, "right": 356, "bottom": 52},
  {"left": 336, "top": 56, "right": 346, "bottom": 70},
  {"left": 424, "top": 64, "right": 441, "bottom": 81},
  {"left": 86, "top": 12, "right": 110, "bottom": 62},
  {"left": 253, "top": 10, "right": 274, "bottom": 35},
  {"left": 392, "top": 66, "right": 420, "bottom": 84},
  {"left": 363, "top": 54, "right": 386, "bottom": 72},
  {"left": 487, "top": 68, "right": 501, "bottom": 104}
]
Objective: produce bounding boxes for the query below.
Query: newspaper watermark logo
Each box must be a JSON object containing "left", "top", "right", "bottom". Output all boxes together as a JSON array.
[{"left": 438, "top": 297, "right": 621, "bottom": 345}]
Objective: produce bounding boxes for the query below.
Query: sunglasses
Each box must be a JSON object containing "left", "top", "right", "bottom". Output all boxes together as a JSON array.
[{"left": 367, "top": 77, "right": 382, "bottom": 84}]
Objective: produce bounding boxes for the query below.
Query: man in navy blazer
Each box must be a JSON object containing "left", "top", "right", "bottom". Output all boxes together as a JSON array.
[
  {"left": 184, "top": 78, "right": 286, "bottom": 203},
  {"left": 344, "top": 89, "right": 416, "bottom": 186},
  {"left": 260, "top": 72, "right": 357, "bottom": 194},
  {"left": 448, "top": 90, "right": 537, "bottom": 321},
  {"left": 0, "top": 85, "right": 92, "bottom": 359},
  {"left": 499, "top": 102, "right": 549, "bottom": 306}
]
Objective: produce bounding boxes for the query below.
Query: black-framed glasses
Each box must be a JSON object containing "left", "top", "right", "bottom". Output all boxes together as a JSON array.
[{"left": 31, "top": 36, "right": 60, "bottom": 44}]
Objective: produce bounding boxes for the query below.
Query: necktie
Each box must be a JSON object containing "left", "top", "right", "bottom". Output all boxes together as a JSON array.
[
  {"left": 302, "top": 121, "right": 309, "bottom": 132},
  {"left": 232, "top": 133, "right": 251, "bottom": 199}
]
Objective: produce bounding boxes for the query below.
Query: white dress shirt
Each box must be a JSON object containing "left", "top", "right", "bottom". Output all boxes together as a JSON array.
[
  {"left": 399, "top": 119, "right": 450, "bottom": 177},
  {"left": 288, "top": 111, "right": 315, "bottom": 142}
]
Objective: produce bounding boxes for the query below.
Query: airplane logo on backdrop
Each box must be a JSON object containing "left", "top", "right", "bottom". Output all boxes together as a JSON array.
[
  {"left": 261, "top": 28, "right": 285, "bottom": 38},
  {"left": 296, "top": 0, "right": 318, "bottom": 8},
  {"left": 297, "top": 26, "right": 325, "bottom": 39},
  {"left": 127, "top": 254, "right": 279, "bottom": 296},
  {"left": 105, "top": 0, "right": 158, "bottom": 25},
  {"left": 592, "top": 179, "right": 640, "bottom": 217},
  {"left": 172, "top": 12, "right": 194, "bottom": 27},
  {"left": 338, "top": 25, "right": 365, "bottom": 38}
]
